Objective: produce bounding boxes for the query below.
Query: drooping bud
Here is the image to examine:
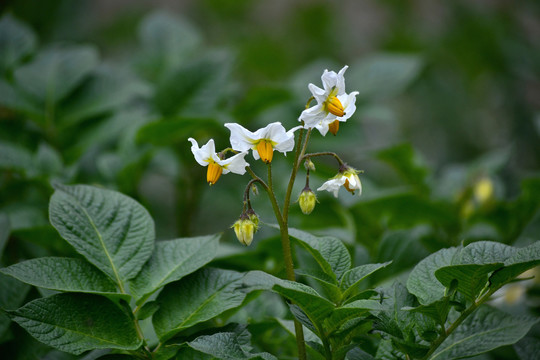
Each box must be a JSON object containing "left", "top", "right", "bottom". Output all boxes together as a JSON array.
[
  {"left": 298, "top": 187, "right": 317, "bottom": 215},
  {"left": 342, "top": 167, "right": 362, "bottom": 195},
  {"left": 256, "top": 140, "right": 274, "bottom": 163},
  {"left": 304, "top": 159, "right": 316, "bottom": 172},
  {"left": 207, "top": 162, "right": 223, "bottom": 185},
  {"left": 246, "top": 208, "right": 260, "bottom": 231},
  {"left": 328, "top": 120, "right": 340, "bottom": 136},
  {"left": 232, "top": 215, "right": 256, "bottom": 246},
  {"left": 326, "top": 96, "right": 345, "bottom": 117}
]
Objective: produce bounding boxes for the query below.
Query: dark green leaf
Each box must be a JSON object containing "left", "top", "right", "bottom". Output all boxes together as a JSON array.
[
  {"left": 10, "top": 293, "right": 141, "bottom": 355},
  {"left": 0, "top": 272, "right": 30, "bottom": 338},
  {"left": 0, "top": 257, "right": 128, "bottom": 300},
  {"left": 136, "top": 301, "right": 159, "bottom": 321},
  {"left": 187, "top": 331, "right": 277, "bottom": 360},
  {"left": 129, "top": 234, "right": 220, "bottom": 304},
  {"left": 325, "top": 300, "right": 382, "bottom": 333},
  {"left": 430, "top": 305, "right": 539, "bottom": 360},
  {"left": 153, "top": 268, "right": 246, "bottom": 341},
  {"left": 0, "top": 141, "right": 34, "bottom": 174},
  {"left": 49, "top": 184, "right": 155, "bottom": 288},
  {"left": 296, "top": 268, "right": 342, "bottom": 304},
  {"left": 514, "top": 337, "right": 540, "bottom": 360},
  {"left": 0, "top": 214, "right": 9, "bottom": 257},
  {"left": 377, "top": 143, "right": 429, "bottom": 193},
  {"left": 341, "top": 262, "right": 392, "bottom": 301},
  {"left": 404, "top": 297, "right": 451, "bottom": 326},
  {"left": 435, "top": 263, "right": 503, "bottom": 301}
]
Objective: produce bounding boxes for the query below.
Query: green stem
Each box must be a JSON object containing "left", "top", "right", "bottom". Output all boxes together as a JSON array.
[
  {"left": 420, "top": 288, "right": 497, "bottom": 360},
  {"left": 302, "top": 151, "right": 345, "bottom": 167}
]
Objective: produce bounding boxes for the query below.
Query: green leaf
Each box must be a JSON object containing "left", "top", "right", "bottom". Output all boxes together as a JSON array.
[
  {"left": 407, "top": 247, "right": 460, "bottom": 305},
  {"left": 341, "top": 262, "right": 392, "bottom": 301},
  {"left": 187, "top": 331, "right": 277, "bottom": 360},
  {"left": 137, "top": 11, "right": 202, "bottom": 81},
  {"left": 49, "top": 184, "right": 155, "bottom": 288},
  {"left": 348, "top": 53, "right": 423, "bottom": 100},
  {"left": 136, "top": 301, "right": 159, "bottom": 321},
  {"left": 326, "top": 300, "right": 382, "bottom": 332},
  {"left": 346, "top": 347, "right": 375, "bottom": 360},
  {"left": 129, "top": 234, "right": 220, "bottom": 304},
  {"left": 458, "top": 241, "right": 516, "bottom": 264},
  {"left": 288, "top": 227, "right": 351, "bottom": 281},
  {"left": 0, "top": 79, "right": 42, "bottom": 119},
  {"left": 296, "top": 268, "right": 342, "bottom": 304},
  {"left": 435, "top": 263, "right": 503, "bottom": 301},
  {"left": 0, "top": 257, "right": 129, "bottom": 300},
  {"left": 0, "top": 141, "right": 34, "bottom": 174},
  {"left": 10, "top": 293, "right": 141, "bottom": 355},
  {"left": 136, "top": 117, "right": 223, "bottom": 146},
  {"left": 0, "top": 14, "right": 36, "bottom": 72},
  {"left": 429, "top": 305, "right": 539, "bottom": 360},
  {"left": 514, "top": 337, "right": 540, "bottom": 360},
  {"left": 153, "top": 268, "right": 247, "bottom": 341},
  {"left": 404, "top": 297, "right": 450, "bottom": 326},
  {"left": 375, "top": 339, "right": 406, "bottom": 360},
  {"left": 490, "top": 241, "right": 540, "bottom": 288},
  {"left": 14, "top": 45, "right": 99, "bottom": 104},
  {"left": 0, "top": 272, "right": 30, "bottom": 338}
]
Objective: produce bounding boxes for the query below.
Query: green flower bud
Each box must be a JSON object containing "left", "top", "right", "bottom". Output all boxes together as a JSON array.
[
  {"left": 232, "top": 217, "right": 256, "bottom": 246},
  {"left": 298, "top": 187, "right": 317, "bottom": 215}
]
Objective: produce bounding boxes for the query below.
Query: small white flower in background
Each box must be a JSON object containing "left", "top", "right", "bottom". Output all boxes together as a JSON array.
[
  {"left": 225, "top": 122, "right": 302, "bottom": 163},
  {"left": 317, "top": 167, "right": 362, "bottom": 197},
  {"left": 299, "top": 65, "right": 359, "bottom": 136},
  {"left": 188, "top": 138, "right": 249, "bottom": 185}
]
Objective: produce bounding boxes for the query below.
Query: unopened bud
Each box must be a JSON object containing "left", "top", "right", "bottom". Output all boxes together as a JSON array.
[
  {"left": 251, "top": 184, "right": 259, "bottom": 196},
  {"left": 298, "top": 187, "right": 317, "bottom": 215},
  {"left": 232, "top": 217, "right": 256, "bottom": 246},
  {"left": 246, "top": 208, "right": 260, "bottom": 231},
  {"left": 304, "top": 159, "right": 316, "bottom": 172}
]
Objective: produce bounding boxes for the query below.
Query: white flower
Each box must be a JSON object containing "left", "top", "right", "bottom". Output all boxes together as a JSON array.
[
  {"left": 299, "top": 66, "right": 359, "bottom": 136},
  {"left": 188, "top": 138, "right": 249, "bottom": 185},
  {"left": 317, "top": 168, "right": 362, "bottom": 197},
  {"left": 224, "top": 122, "right": 302, "bottom": 163}
]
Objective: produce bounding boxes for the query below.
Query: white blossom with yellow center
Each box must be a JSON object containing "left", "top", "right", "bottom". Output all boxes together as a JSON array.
[
  {"left": 225, "top": 122, "right": 302, "bottom": 163},
  {"left": 299, "top": 66, "right": 359, "bottom": 136},
  {"left": 188, "top": 138, "right": 249, "bottom": 185},
  {"left": 317, "top": 168, "right": 362, "bottom": 197}
]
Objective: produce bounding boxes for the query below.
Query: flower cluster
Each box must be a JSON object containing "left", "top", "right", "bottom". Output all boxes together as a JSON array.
[{"left": 189, "top": 66, "right": 362, "bottom": 245}]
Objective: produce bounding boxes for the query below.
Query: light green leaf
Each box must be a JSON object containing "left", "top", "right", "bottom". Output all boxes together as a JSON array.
[
  {"left": 407, "top": 247, "right": 460, "bottom": 305},
  {"left": 430, "top": 305, "right": 539, "bottom": 360},
  {"left": 49, "top": 184, "right": 155, "bottom": 288},
  {"left": 435, "top": 263, "right": 503, "bottom": 301},
  {"left": 137, "top": 11, "right": 202, "bottom": 81},
  {"left": 348, "top": 53, "right": 423, "bottom": 100},
  {"left": 0, "top": 14, "right": 36, "bottom": 72},
  {"left": 288, "top": 227, "right": 351, "bottom": 281},
  {"left": 129, "top": 234, "right": 220, "bottom": 304},
  {"left": 341, "top": 262, "right": 392, "bottom": 301},
  {"left": 153, "top": 268, "right": 246, "bottom": 341},
  {"left": 187, "top": 332, "right": 277, "bottom": 360},
  {"left": 10, "top": 293, "right": 141, "bottom": 355},
  {"left": 14, "top": 45, "right": 99, "bottom": 104},
  {"left": 0, "top": 257, "right": 128, "bottom": 300}
]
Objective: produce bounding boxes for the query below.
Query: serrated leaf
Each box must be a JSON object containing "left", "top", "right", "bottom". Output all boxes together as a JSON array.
[
  {"left": 407, "top": 247, "right": 460, "bottom": 305},
  {"left": 10, "top": 293, "right": 141, "bottom": 355},
  {"left": 341, "top": 262, "right": 392, "bottom": 301},
  {"left": 153, "top": 268, "right": 246, "bottom": 341},
  {"left": 187, "top": 332, "right": 277, "bottom": 360},
  {"left": 0, "top": 14, "right": 36, "bottom": 72},
  {"left": 49, "top": 184, "right": 155, "bottom": 289},
  {"left": 129, "top": 234, "right": 220, "bottom": 304},
  {"left": 430, "top": 305, "right": 539, "bottom": 360},
  {"left": 435, "top": 263, "right": 503, "bottom": 301},
  {"left": 14, "top": 45, "right": 99, "bottom": 104},
  {"left": 0, "top": 257, "right": 128, "bottom": 300},
  {"left": 288, "top": 227, "right": 351, "bottom": 281}
]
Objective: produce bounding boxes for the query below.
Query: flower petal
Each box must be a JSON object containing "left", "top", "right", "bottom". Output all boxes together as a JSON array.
[
  {"left": 317, "top": 176, "right": 347, "bottom": 198},
  {"left": 189, "top": 138, "right": 216, "bottom": 166},
  {"left": 220, "top": 151, "right": 249, "bottom": 175},
  {"left": 225, "top": 123, "right": 255, "bottom": 152}
]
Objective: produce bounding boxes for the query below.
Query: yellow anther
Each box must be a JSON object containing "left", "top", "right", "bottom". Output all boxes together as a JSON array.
[
  {"left": 326, "top": 96, "right": 345, "bottom": 117},
  {"left": 256, "top": 140, "right": 274, "bottom": 163},
  {"left": 206, "top": 162, "right": 223, "bottom": 185},
  {"left": 328, "top": 120, "right": 340, "bottom": 136}
]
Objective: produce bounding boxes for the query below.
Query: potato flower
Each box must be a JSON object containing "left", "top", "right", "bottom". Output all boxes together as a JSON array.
[
  {"left": 317, "top": 167, "right": 362, "bottom": 197},
  {"left": 299, "top": 65, "right": 359, "bottom": 136},
  {"left": 225, "top": 122, "right": 301, "bottom": 163},
  {"left": 188, "top": 138, "right": 249, "bottom": 185}
]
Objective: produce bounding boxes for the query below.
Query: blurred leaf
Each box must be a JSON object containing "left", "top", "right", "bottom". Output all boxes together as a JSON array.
[
  {"left": 0, "top": 79, "right": 42, "bottom": 119},
  {"left": 129, "top": 234, "right": 220, "bottom": 304},
  {"left": 10, "top": 293, "right": 142, "bottom": 355},
  {"left": 233, "top": 86, "right": 292, "bottom": 122},
  {"left": 0, "top": 257, "right": 129, "bottom": 300},
  {"left": 137, "top": 116, "right": 223, "bottom": 146},
  {"left": 376, "top": 143, "right": 429, "bottom": 193},
  {"left": 137, "top": 11, "right": 202, "bottom": 81},
  {"left": 49, "top": 184, "right": 155, "bottom": 286},
  {"left": 348, "top": 53, "right": 423, "bottom": 100},
  {"left": 14, "top": 45, "right": 99, "bottom": 104},
  {"left": 0, "top": 272, "right": 30, "bottom": 339},
  {"left": 514, "top": 337, "right": 540, "bottom": 360},
  {"left": 0, "top": 14, "right": 36, "bottom": 72},
  {"left": 0, "top": 214, "right": 9, "bottom": 257},
  {"left": 58, "top": 65, "right": 150, "bottom": 127},
  {"left": 35, "top": 142, "right": 63, "bottom": 177},
  {"left": 153, "top": 268, "right": 247, "bottom": 341},
  {"left": 153, "top": 52, "right": 232, "bottom": 116},
  {"left": 0, "top": 141, "right": 34, "bottom": 174},
  {"left": 430, "top": 305, "right": 539, "bottom": 360},
  {"left": 288, "top": 227, "right": 351, "bottom": 281},
  {"left": 407, "top": 247, "right": 460, "bottom": 305}
]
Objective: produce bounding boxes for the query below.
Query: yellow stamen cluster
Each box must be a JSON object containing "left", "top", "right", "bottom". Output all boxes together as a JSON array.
[
  {"left": 207, "top": 162, "right": 223, "bottom": 185},
  {"left": 256, "top": 140, "right": 274, "bottom": 163},
  {"left": 326, "top": 96, "right": 345, "bottom": 117},
  {"left": 328, "top": 120, "right": 340, "bottom": 136}
]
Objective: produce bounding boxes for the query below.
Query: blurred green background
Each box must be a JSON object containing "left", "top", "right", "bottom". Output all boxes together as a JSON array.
[{"left": 1, "top": 0, "right": 539, "bottom": 358}]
